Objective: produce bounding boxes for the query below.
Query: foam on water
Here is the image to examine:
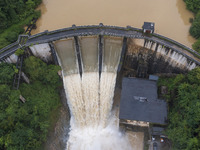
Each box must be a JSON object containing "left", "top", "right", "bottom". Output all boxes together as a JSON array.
[
  {"left": 63, "top": 74, "right": 86, "bottom": 127},
  {"left": 99, "top": 72, "right": 117, "bottom": 127},
  {"left": 67, "top": 116, "right": 132, "bottom": 150},
  {"left": 82, "top": 72, "right": 100, "bottom": 126},
  {"left": 63, "top": 72, "right": 132, "bottom": 150}
]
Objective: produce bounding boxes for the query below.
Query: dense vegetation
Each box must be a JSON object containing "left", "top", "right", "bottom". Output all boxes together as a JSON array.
[
  {"left": 0, "top": 0, "right": 42, "bottom": 49},
  {"left": 184, "top": 0, "right": 200, "bottom": 52},
  {"left": 0, "top": 56, "right": 62, "bottom": 150},
  {"left": 184, "top": 0, "right": 200, "bottom": 14},
  {"left": 158, "top": 67, "right": 200, "bottom": 150}
]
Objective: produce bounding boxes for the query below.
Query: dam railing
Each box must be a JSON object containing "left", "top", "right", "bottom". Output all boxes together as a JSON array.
[{"left": 0, "top": 24, "right": 200, "bottom": 65}]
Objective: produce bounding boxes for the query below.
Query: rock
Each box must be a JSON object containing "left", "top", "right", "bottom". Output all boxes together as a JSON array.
[
  {"left": 161, "top": 86, "right": 168, "bottom": 95},
  {"left": 21, "top": 72, "right": 30, "bottom": 84},
  {"left": 20, "top": 95, "right": 26, "bottom": 103}
]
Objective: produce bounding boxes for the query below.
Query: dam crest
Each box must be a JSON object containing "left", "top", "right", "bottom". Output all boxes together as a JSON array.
[{"left": 0, "top": 24, "right": 199, "bottom": 74}]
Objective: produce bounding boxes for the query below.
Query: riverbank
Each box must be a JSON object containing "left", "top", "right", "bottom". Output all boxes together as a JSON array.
[
  {"left": 0, "top": 11, "right": 41, "bottom": 50},
  {"left": 183, "top": 0, "right": 200, "bottom": 52},
  {"left": 0, "top": 0, "right": 42, "bottom": 50},
  {"left": 43, "top": 88, "right": 70, "bottom": 150}
]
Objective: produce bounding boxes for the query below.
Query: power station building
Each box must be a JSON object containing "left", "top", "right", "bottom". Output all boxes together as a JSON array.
[{"left": 119, "top": 77, "right": 167, "bottom": 127}]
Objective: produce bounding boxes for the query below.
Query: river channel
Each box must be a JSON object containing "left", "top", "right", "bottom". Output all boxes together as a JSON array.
[{"left": 32, "top": 0, "right": 196, "bottom": 48}]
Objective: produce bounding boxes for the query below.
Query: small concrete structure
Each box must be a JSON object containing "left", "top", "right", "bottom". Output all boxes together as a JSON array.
[
  {"left": 21, "top": 72, "right": 30, "bottom": 84},
  {"left": 149, "top": 75, "right": 159, "bottom": 81},
  {"left": 142, "top": 22, "right": 155, "bottom": 34},
  {"left": 150, "top": 127, "right": 165, "bottom": 136},
  {"left": 119, "top": 78, "right": 167, "bottom": 125},
  {"left": 20, "top": 95, "right": 26, "bottom": 103},
  {"left": 17, "top": 34, "right": 29, "bottom": 47}
]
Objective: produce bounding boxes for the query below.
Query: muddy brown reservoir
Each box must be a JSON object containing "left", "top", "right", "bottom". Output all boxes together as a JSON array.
[{"left": 32, "top": 0, "right": 195, "bottom": 49}]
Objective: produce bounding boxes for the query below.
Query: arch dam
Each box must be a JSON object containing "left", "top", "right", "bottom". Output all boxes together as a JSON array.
[{"left": 0, "top": 24, "right": 200, "bottom": 76}]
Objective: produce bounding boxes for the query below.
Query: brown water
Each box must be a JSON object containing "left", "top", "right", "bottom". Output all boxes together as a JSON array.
[{"left": 32, "top": 0, "right": 196, "bottom": 48}]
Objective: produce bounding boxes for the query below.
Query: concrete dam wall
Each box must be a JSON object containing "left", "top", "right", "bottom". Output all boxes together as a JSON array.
[
  {"left": 124, "top": 38, "right": 197, "bottom": 77},
  {"left": 0, "top": 25, "right": 199, "bottom": 74},
  {"left": 24, "top": 37, "right": 197, "bottom": 76}
]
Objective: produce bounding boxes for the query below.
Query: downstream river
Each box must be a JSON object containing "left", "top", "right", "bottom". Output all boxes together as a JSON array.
[{"left": 32, "top": 0, "right": 196, "bottom": 48}]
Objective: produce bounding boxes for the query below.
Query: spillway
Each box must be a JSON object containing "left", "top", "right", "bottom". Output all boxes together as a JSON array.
[{"left": 54, "top": 36, "right": 132, "bottom": 150}]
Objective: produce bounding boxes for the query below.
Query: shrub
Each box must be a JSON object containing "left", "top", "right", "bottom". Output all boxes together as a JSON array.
[
  {"left": 0, "top": 57, "right": 61, "bottom": 150},
  {"left": 158, "top": 68, "right": 200, "bottom": 150},
  {"left": 15, "top": 48, "right": 24, "bottom": 56},
  {"left": 190, "top": 11, "right": 200, "bottom": 39},
  {"left": 192, "top": 39, "right": 200, "bottom": 53},
  {"left": 5, "top": 32, "right": 18, "bottom": 43},
  {"left": 0, "top": 63, "right": 15, "bottom": 84},
  {"left": 184, "top": 0, "right": 200, "bottom": 14}
]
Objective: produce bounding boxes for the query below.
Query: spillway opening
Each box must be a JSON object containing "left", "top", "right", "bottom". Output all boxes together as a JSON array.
[{"left": 54, "top": 36, "right": 133, "bottom": 150}]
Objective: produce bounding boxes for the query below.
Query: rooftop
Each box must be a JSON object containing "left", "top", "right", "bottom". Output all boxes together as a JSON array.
[
  {"left": 119, "top": 78, "right": 167, "bottom": 125},
  {"left": 142, "top": 22, "right": 155, "bottom": 30}
]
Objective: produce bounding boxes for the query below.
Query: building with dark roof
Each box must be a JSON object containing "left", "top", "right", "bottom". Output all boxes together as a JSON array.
[
  {"left": 142, "top": 22, "right": 155, "bottom": 34},
  {"left": 119, "top": 77, "right": 167, "bottom": 125}
]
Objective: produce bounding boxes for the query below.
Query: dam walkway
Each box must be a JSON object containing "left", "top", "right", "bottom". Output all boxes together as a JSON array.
[{"left": 0, "top": 24, "right": 200, "bottom": 66}]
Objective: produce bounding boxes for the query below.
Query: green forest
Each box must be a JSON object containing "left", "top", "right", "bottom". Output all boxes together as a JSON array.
[
  {"left": 0, "top": 56, "right": 62, "bottom": 150},
  {"left": 0, "top": 0, "right": 42, "bottom": 49},
  {"left": 184, "top": 0, "right": 200, "bottom": 52},
  {"left": 0, "top": 1, "right": 63, "bottom": 149},
  {"left": 158, "top": 68, "right": 200, "bottom": 150}
]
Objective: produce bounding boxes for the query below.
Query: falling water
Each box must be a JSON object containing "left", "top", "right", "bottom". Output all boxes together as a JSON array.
[
  {"left": 99, "top": 72, "right": 117, "bottom": 127},
  {"left": 54, "top": 36, "right": 132, "bottom": 150},
  {"left": 64, "top": 72, "right": 132, "bottom": 150},
  {"left": 142, "top": 40, "right": 197, "bottom": 70}
]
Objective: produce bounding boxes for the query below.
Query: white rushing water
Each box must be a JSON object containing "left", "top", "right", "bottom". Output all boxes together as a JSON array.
[
  {"left": 54, "top": 36, "right": 131, "bottom": 150},
  {"left": 63, "top": 72, "right": 132, "bottom": 150}
]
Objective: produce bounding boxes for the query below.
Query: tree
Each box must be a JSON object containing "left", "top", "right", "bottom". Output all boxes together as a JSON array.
[
  {"left": 44, "top": 65, "right": 61, "bottom": 86},
  {"left": 24, "top": 56, "right": 47, "bottom": 81},
  {"left": 0, "top": 63, "right": 15, "bottom": 84},
  {"left": 184, "top": 0, "right": 200, "bottom": 14},
  {"left": 159, "top": 68, "right": 200, "bottom": 150},
  {"left": 0, "top": 11, "right": 7, "bottom": 29},
  {"left": 0, "top": 0, "right": 42, "bottom": 49},
  {"left": 190, "top": 11, "right": 200, "bottom": 39},
  {"left": 15, "top": 48, "right": 24, "bottom": 56},
  {"left": 0, "top": 58, "right": 61, "bottom": 150},
  {"left": 15, "top": 0, "right": 25, "bottom": 14},
  {"left": 192, "top": 39, "right": 200, "bottom": 53},
  {"left": 5, "top": 31, "right": 18, "bottom": 43},
  {"left": 186, "top": 67, "right": 200, "bottom": 85},
  {"left": 26, "top": 0, "right": 35, "bottom": 12}
]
